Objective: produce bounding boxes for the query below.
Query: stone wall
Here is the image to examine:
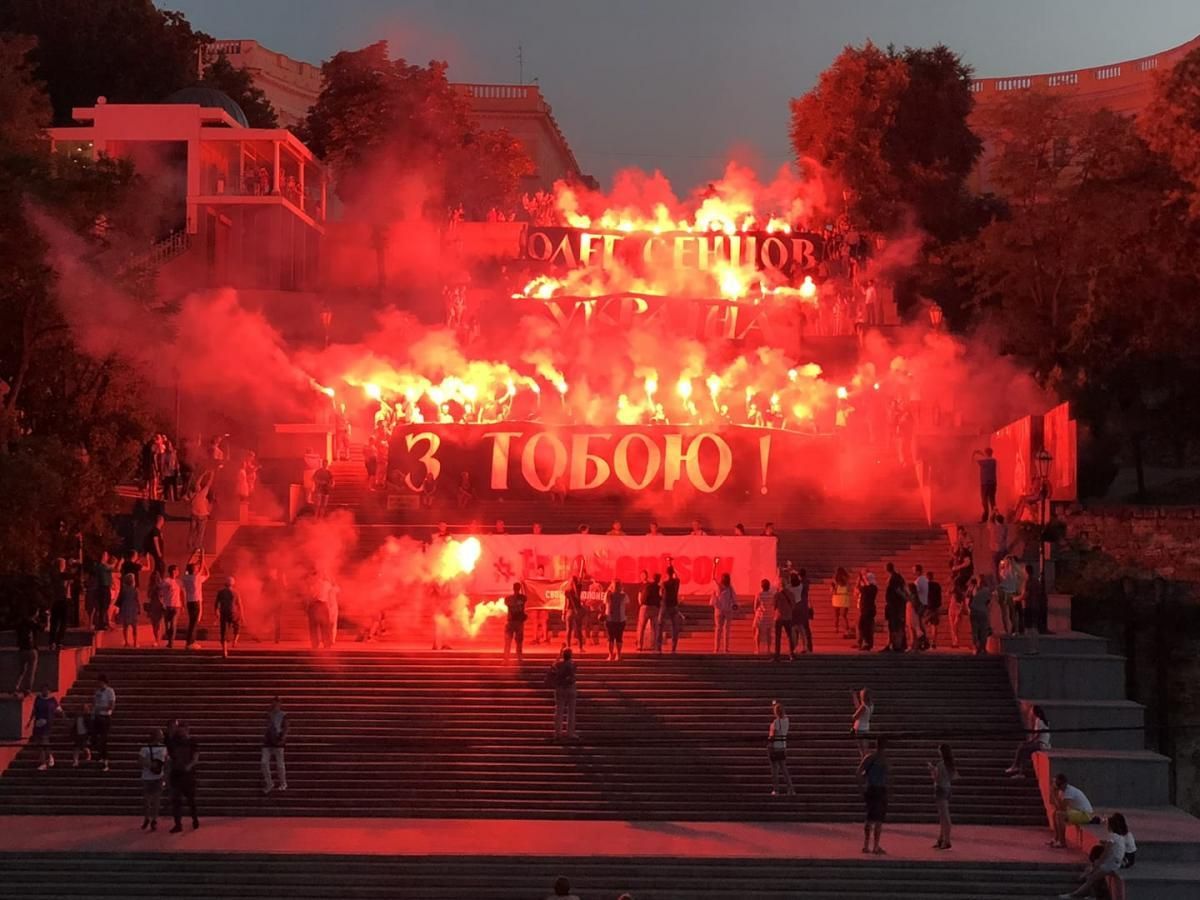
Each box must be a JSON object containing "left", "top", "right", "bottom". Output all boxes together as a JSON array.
[{"left": 1059, "top": 505, "right": 1200, "bottom": 581}]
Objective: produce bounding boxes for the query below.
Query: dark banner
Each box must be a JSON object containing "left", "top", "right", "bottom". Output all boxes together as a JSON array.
[
  {"left": 387, "top": 424, "right": 835, "bottom": 499},
  {"left": 524, "top": 226, "right": 826, "bottom": 276}
]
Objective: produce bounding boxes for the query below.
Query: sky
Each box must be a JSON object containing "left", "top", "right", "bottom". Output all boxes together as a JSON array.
[{"left": 163, "top": 0, "right": 1200, "bottom": 189}]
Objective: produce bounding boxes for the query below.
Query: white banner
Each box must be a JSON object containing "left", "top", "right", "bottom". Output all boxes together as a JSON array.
[{"left": 462, "top": 534, "right": 777, "bottom": 602}]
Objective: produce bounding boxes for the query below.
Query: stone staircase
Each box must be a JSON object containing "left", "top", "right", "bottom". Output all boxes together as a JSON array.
[
  {"left": 0, "top": 852, "right": 1078, "bottom": 899},
  {"left": 0, "top": 650, "right": 1045, "bottom": 824},
  {"left": 1000, "top": 605, "right": 1200, "bottom": 899}
]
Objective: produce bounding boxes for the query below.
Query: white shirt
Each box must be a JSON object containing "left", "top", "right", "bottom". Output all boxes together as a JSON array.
[
  {"left": 915, "top": 575, "right": 929, "bottom": 607},
  {"left": 769, "top": 715, "right": 789, "bottom": 749},
  {"left": 159, "top": 578, "right": 183, "bottom": 610},
  {"left": 854, "top": 702, "right": 874, "bottom": 733},
  {"left": 139, "top": 744, "right": 167, "bottom": 780},
  {"left": 180, "top": 572, "right": 206, "bottom": 605},
  {"left": 1034, "top": 717, "right": 1051, "bottom": 749},
  {"left": 1060, "top": 784, "right": 1093, "bottom": 815},
  {"left": 94, "top": 685, "right": 116, "bottom": 717}
]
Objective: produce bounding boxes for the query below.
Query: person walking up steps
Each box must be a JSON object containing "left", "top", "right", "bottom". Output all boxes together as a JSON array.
[
  {"left": 261, "top": 697, "right": 288, "bottom": 795},
  {"left": 929, "top": 743, "right": 958, "bottom": 849},
  {"left": 139, "top": 728, "right": 168, "bottom": 831},
  {"left": 548, "top": 648, "right": 578, "bottom": 741},
  {"left": 768, "top": 700, "right": 795, "bottom": 796}
]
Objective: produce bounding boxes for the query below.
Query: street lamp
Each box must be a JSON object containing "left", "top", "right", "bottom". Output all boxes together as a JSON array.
[
  {"left": 1034, "top": 448, "right": 1053, "bottom": 630},
  {"left": 927, "top": 302, "right": 944, "bottom": 331}
]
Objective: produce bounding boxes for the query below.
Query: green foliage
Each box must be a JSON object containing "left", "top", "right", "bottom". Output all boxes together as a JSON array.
[
  {"left": 790, "top": 42, "right": 981, "bottom": 238},
  {"left": 200, "top": 53, "right": 278, "bottom": 129},
  {"left": 301, "top": 41, "right": 533, "bottom": 218},
  {"left": 0, "top": 0, "right": 208, "bottom": 123}
]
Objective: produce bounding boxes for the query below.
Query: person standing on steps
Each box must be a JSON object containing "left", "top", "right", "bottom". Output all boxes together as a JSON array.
[
  {"left": 831, "top": 567, "right": 853, "bottom": 639},
  {"left": 139, "top": 728, "right": 168, "bottom": 831},
  {"left": 883, "top": 563, "right": 907, "bottom": 652},
  {"left": 261, "top": 697, "right": 288, "bottom": 795},
  {"left": 753, "top": 578, "right": 774, "bottom": 655},
  {"left": 548, "top": 648, "right": 578, "bottom": 741},
  {"left": 312, "top": 458, "right": 334, "bottom": 518},
  {"left": 604, "top": 580, "right": 628, "bottom": 661},
  {"left": 792, "top": 571, "right": 813, "bottom": 654},
  {"left": 90, "top": 673, "right": 116, "bottom": 772},
  {"left": 181, "top": 552, "right": 209, "bottom": 650},
  {"left": 166, "top": 720, "right": 200, "bottom": 833},
  {"left": 856, "top": 572, "right": 878, "bottom": 651},
  {"left": 851, "top": 688, "right": 874, "bottom": 758},
  {"left": 159, "top": 565, "right": 183, "bottom": 650},
  {"left": 968, "top": 575, "right": 993, "bottom": 656},
  {"left": 637, "top": 572, "right": 661, "bottom": 651},
  {"left": 215, "top": 577, "right": 243, "bottom": 658},
  {"left": 949, "top": 537, "right": 974, "bottom": 650},
  {"left": 563, "top": 574, "right": 586, "bottom": 654},
  {"left": 770, "top": 577, "right": 796, "bottom": 661},
  {"left": 710, "top": 570, "right": 736, "bottom": 653},
  {"left": 908, "top": 565, "right": 928, "bottom": 652},
  {"left": 503, "top": 582, "right": 527, "bottom": 662},
  {"left": 659, "top": 565, "right": 682, "bottom": 654},
  {"left": 924, "top": 570, "right": 943, "bottom": 650},
  {"left": 929, "top": 743, "right": 958, "bottom": 849},
  {"left": 768, "top": 700, "right": 795, "bottom": 796},
  {"left": 858, "top": 736, "right": 889, "bottom": 855}
]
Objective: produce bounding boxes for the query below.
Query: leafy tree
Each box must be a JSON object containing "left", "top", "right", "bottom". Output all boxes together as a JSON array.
[
  {"left": 200, "top": 52, "right": 279, "bottom": 129},
  {"left": 0, "top": 35, "right": 155, "bottom": 609},
  {"left": 956, "top": 89, "right": 1200, "bottom": 497},
  {"left": 1142, "top": 42, "right": 1200, "bottom": 218},
  {"left": 790, "top": 42, "right": 981, "bottom": 238},
  {"left": 0, "top": 0, "right": 207, "bottom": 123},
  {"left": 301, "top": 41, "right": 532, "bottom": 217}
]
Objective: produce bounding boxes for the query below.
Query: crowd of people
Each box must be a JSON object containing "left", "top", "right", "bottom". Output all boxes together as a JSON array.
[{"left": 28, "top": 672, "right": 289, "bottom": 832}]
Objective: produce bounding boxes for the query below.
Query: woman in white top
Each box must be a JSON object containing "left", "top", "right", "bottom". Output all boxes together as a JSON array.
[
  {"left": 752, "top": 579, "right": 774, "bottom": 655},
  {"left": 138, "top": 728, "right": 168, "bottom": 832},
  {"left": 852, "top": 688, "right": 874, "bottom": 758},
  {"left": 1060, "top": 812, "right": 1136, "bottom": 899},
  {"left": 768, "top": 701, "right": 794, "bottom": 796},
  {"left": 1006, "top": 705, "right": 1051, "bottom": 777}
]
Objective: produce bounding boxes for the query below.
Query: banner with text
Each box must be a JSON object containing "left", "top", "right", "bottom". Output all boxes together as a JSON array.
[
  {"left": 467, "top": 534, "right": 778, "bottom": 601},
  {"left": 388, "top": 424, "right": 835, "bottom": 499}
]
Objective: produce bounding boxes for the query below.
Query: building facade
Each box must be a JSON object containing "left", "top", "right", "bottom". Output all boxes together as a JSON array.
[
  {"left": 49, "top": 98, "right": 327, "bottom": 292},
  {"left": 205, "top": 39, "right": 590, "bottom": 192}
]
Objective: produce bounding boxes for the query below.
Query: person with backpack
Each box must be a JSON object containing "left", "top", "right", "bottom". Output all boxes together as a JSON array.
[
  {"left": 768, "top": 576, "right": 794, "bottom": 660},
  {"left": 792, "top": 570, "right": 813, "bottom": 654},
  {"left": 139, "top": 728, "right": 168, "bottom": 831},
  {"left": 547, "top": 648, "right": 577, "bottom": 741},
  {"left": 503, "top": 582, "right": 528, "bottom": 662},
  {"left": 924, "top": 571, "right": 943, "bottom": 650}
]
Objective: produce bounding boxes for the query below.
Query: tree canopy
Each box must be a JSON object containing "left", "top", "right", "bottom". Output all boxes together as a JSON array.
[
  {"left": 790, "top": 42, "right": 981, "bottom": 238},
  {"left": 300, "top": 41, "right": 532, "bottom": 219},
  {"left": 0, "top": 0, "right": 207, "bottom": 122}
]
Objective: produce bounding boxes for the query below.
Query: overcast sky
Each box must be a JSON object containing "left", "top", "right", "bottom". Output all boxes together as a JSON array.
[{"left": 163, "top": 0, "right": 1200, "bottom": 189}]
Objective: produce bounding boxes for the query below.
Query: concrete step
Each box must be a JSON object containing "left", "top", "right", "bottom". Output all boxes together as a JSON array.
[
  {"left": 999, "top": 632, "right": 1110, "bottom": 656},
  {"left": 1005, "top": 653, "right": 1127, "bottom": 701},
  {"left": 0, "top": 852, "right": 1081, "bottom": 898}
]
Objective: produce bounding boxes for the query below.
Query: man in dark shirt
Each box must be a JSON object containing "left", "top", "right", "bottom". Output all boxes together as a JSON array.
[
  {"left": 563, "top": 576, "right": 585, "bottom": 652},
  {"left": 925, "top": 571, "right": 944, "bottom": 649},
  {"left": 120, "top": 551, "right": 145, "bottom": 589},
  {"left": 791, "top": 570, "right": 813, "bottom": 654},
  {"left": 658, "top": 566, "right": 682, "bottom": 653},
  {"left": 166, "top": 721, "right": 200, "bottom": 832},
  {"left": 637, "top": 572, "right": 661, "bottom": 651},
  {"left": 503, "top": 582, "right": 527, "bottom": 662},
  {"left": 883, "top": 563, "right": 907, "bottom": 652},
  {"left": 857, "top": 737, "right": 889, "bottom": 854},
  {"left": 49, "top": 557, "right": 73, "bottom": 651},
  {"left": 144, "top": 515, "right": 166, "bottom": 576},
  {"left": 214, "top": 578, "right": 242, "bottom": 658}
]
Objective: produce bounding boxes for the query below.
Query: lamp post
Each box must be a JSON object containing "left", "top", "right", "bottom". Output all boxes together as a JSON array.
[
  {"left": 1034, "top": 448, "right": 1053, "bottom": 614},
  {"left": 927, "top": 302, "right": 944, "bottom": 331}
]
